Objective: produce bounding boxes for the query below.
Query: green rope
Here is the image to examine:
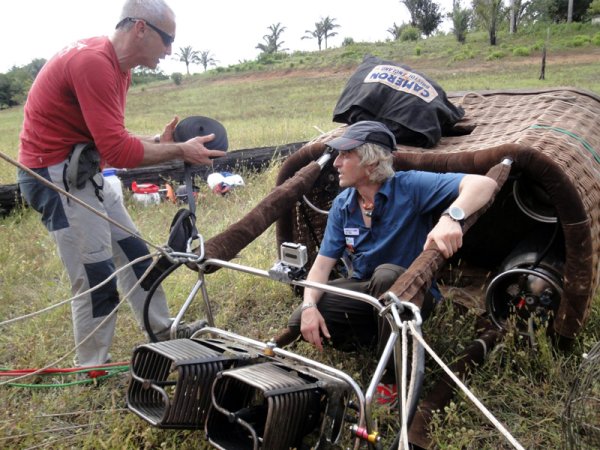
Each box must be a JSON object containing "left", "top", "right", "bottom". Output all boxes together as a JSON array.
[
  {"left": 2, "top": 365, "right": 130, "bottom": 388},
  {"left": 530, "top": 124, "right": 600, "bottom": 164}
]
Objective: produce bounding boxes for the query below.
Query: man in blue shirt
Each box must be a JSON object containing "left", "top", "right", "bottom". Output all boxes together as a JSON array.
[{"left": 281, "top": 121, "right": 497, "bottom": 372}]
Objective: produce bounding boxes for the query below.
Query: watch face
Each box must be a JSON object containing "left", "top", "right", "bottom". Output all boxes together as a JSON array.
[{"left": 449, "top": 206, "right": 466, "bottom": 221}]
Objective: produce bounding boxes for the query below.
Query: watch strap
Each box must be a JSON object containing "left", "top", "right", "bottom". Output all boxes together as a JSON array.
[{"left": 442, "top": 207, "right": 465, "bottom": 226}]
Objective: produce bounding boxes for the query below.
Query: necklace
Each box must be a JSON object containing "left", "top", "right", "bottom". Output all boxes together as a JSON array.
[{"left": 361, "top": 199, "right": 375, "bottom": 217}]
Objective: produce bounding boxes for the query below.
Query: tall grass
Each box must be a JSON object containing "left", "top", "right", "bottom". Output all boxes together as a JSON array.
[
  {"left": 0, "top": 23, "right": 599, "bottom": 449},
  {"left": 2, "top": 166, "right": 598, "bottom": 448}
]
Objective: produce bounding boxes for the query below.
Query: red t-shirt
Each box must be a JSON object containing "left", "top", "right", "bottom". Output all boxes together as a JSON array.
[{"left": 19, "top": 36, "right": 144, "bottom": 169}]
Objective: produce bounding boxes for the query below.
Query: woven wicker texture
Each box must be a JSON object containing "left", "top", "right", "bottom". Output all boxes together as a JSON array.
[{"left": 277, "top": 87, "right": 600, "bottom": 339}]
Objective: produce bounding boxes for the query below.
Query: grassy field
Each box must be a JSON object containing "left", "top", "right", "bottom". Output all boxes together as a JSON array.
[{"left": 1, "top": 23, "right": 599, "bottom": 449}]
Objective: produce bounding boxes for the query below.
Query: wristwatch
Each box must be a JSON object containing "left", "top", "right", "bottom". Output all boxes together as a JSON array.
[{"left": 442, "top": 205, "right": 466, "bottom": 226}]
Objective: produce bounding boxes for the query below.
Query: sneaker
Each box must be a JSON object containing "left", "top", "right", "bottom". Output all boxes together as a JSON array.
[{"left": 376, "top": 383, "right": 398, "bottom": 408}]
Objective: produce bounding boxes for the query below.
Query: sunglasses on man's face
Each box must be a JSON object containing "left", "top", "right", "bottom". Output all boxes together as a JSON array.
[{"left": 118, "top": 17, "right": 175, "bottom": 47}]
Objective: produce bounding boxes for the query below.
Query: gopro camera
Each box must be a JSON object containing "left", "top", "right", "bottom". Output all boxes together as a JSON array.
[
  {"left": 280, "top": 242, "right": 308, "bottom": 268},
  {"left": 268, "top": 243, "right": 308, "bottom": 282}
]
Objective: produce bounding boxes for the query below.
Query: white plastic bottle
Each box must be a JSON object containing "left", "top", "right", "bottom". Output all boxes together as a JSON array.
[{"left": 102, "top": 168, "right": 124, "bottom": 203}]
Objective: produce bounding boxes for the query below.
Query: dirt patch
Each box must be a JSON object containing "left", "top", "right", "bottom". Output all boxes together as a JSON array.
[{"left": 206, "top": 47, "right": 600, "bottom": 83}]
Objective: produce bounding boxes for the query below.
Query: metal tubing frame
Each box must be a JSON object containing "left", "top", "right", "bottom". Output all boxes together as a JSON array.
[
  {"left": 172, "top": 256, "right": 424, "bottom": 442},
  {"left": 168, "top": 275, "right": 206, "bottom": 339}
]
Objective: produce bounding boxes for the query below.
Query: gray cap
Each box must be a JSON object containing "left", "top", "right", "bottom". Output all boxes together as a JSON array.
[{"left": 326, "top": 121, "right": 396, "bottom": 152}]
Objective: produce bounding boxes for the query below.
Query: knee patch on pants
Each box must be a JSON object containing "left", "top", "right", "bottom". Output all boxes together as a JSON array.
[{"left": 84, "top": 259, "right": 119, "bottom": 317}]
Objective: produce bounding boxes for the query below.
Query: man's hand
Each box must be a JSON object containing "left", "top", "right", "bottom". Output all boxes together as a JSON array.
[
  {"left": 424, "top": 174, "right": 497, "bottom": 258},
  {"left": 159, "top": 116, "right": 179, "bottom": 143},
  {"left": 180, "top": 134, "right": 226, "bottom": 165},
  {"left": 423, "top": 216, "right": 463, "bottom": 259},
  {"left": 298, "top": 255, "right": 336, "bottom": 351},
  {"left": 300, "top": 307, "right": 330, "bottom": 351}
]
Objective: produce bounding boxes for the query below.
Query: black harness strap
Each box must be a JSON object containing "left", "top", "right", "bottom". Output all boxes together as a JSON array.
[
  {"left": 183, "top": 162, "right": 199, "bottom": 240},
  {"left": 140, "top": 163, "right": 199, "bottom": 291}
]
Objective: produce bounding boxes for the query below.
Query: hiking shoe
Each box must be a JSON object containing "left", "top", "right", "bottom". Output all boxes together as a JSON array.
[{"left": 376, "top": 383, "right": 398, "bottom": 408}]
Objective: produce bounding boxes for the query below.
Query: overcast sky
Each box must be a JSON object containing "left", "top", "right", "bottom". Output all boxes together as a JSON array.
[{"left": 1, "top": 0, "right": 455, "bottom": 74}]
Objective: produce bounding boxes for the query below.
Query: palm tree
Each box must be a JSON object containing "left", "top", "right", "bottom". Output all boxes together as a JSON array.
[
  {"left": 302, "top": 22, "right": 325, "bottom": 50},
  {"left": 320, "top": 16, "right": 340, "bottom": 49},
  {"left": 198, "top": 50, "right": 218, "bottom": 72},
  {"left": 473, "top": 0, "right": 505, "bottom": 46},
  {"left": 256, "top": 23, "right": 288, "bottom": 55},
  {"left": 174, "top": 45, "right": 200, "bottom": 75},
  {"left": 387, "top": 22, "right": 403, "bottom": 40},
  {"left": 450, "top": 0, "right": 471, "bottom": 43}
]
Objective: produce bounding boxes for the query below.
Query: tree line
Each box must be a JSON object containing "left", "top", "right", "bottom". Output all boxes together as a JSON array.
[
  {"left": 441, "top": 0, "right": 599, "bottom": 46},
  {"left": 175, "top": 0, "right": 598, "bottom": 72},
  {"left": 1, "top": 0, "right": 598, "bottom": 109},
  {"left": 0, "top": 59, "right": 172, "bottom": 110},
  {"left": 0, "top": 59, "right": 45, "bottom": 110}
]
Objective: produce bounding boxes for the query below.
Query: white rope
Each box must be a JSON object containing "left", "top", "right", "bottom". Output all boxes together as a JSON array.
[
  {"left": 408, "top": 321, "right": 525, "bottom": 450},
  {"left": 0, "top": 257, "right": 160, "bottom": 386},
  {"left": 398, "top": 323, "right": 410, "bottom": 450},
  {"left": 0, "top": 252, "right": 160, "bottom": 327}
]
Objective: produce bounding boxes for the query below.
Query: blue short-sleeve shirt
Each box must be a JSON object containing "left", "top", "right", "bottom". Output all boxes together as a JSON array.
[{"left": 319, "top": 170, "right": 464, "bottom": 282}]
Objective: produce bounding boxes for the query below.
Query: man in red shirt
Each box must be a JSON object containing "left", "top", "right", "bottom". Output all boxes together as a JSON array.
[{"left": 17, "top": 0, "right": 224, "bottom": 368}]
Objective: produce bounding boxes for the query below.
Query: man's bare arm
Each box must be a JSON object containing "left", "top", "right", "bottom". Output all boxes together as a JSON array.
[{"left": 424, "top": 174, "right": 498, "bottom": 258}]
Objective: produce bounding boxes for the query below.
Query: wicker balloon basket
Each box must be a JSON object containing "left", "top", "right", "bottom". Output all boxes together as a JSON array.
[{"left": 275, "top": 87, "right": 600, "bottom": 342}]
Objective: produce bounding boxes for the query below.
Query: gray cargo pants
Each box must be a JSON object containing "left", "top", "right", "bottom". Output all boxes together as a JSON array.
[{"left": 18, "top": 161, "right": 171, "bottom": 366}]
